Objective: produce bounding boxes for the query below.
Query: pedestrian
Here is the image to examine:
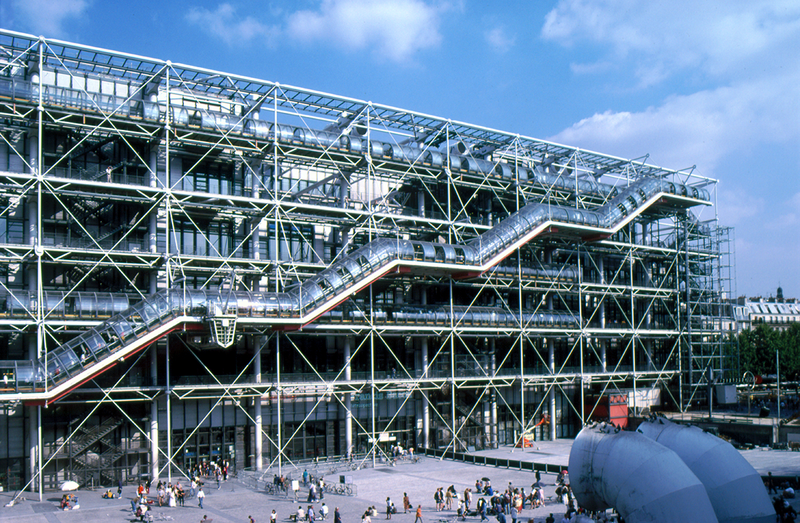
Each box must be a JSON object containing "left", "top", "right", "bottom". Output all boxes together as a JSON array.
[
  {"left": 768, "top": 472, "right": 778, "bottom": 494},
  {"left": 415, "top": 505, "right": 423, "bottom": 523},
  {"left": 271, "top": 510, "right": 278, "bottom": 523},
  {"left": 496, "top": 508, "right": 506, "bottom": 523},
  {"left": 201, "top": 516, "right": 208, "bottom": 523},
  {"left": 117, "top": 479, "right": 123, "bottom": 498},
  {"left": 249, "top": 517, "right": 256, "bottom": 523},
  {"left": 510, "top": 505, "right": 517, "bottom": 523},
  {"left": 308, "top": 505, "right": 316, "bottom": 523},
  {"left": 545, "top": 515, "right": 554, "bottom": 523},
  {"left": 403, "top": 493, "right": 411, "bottom": 514},
  {"left": 303, "top": 469, "right": 309, "bottom": 487},
  {"left": 197, "top": 487, "right": 205, "bottom": 509},
  {"left": 334, "top": 507, "right": 342, "bottom": 523}
]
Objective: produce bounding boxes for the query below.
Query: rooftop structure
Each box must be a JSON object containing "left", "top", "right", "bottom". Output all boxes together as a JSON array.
[
  {"left": 0, "top": 29, "right": 734, "bottom": 494},
  {"left": 732, "top": 291, "right": 800, "bottom": 333}
]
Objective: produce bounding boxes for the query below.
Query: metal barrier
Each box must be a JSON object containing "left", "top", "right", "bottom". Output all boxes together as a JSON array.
[{"left": 422, "top": 448, "right": 563, "bottom": 474}]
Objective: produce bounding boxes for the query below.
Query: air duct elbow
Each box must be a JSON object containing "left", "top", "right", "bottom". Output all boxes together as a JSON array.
[
  {"left": 637, "top": 417, "right": 775, "bottom": 523},
  {"left": 569, "top": 424, "right": 719, "bottom": 523}
]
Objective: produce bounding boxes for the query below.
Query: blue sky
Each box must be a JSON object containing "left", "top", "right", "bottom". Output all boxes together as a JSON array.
[{"left": 2, "top": 0, "right": 798, "bottom": 299}]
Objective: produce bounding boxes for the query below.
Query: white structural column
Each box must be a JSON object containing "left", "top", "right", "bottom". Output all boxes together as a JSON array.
[
  {"left": 254, "top": 340, "right": 263, "bottom": 471},
  {"left": 421, "top": 337, "right": 430, "bottom": 448},
  {"left": 344, "top": 337, "right": 353, "bottom": 457},
  {"left": 150, "top": 347, "right": 159, "bottom": 486},
  {"left": 545, "top": 248, "right": 556, "bottom": 441},
  {"left": 27, "top": 123, "right": 40, "bottom": 496},
  {"left": 166, "top": 341, "right": 172, "bottom": 483},
  {"left": 483, "top": 346, "right": 491, "bottom": 448},
  {"left": 419, "top": 286, "right": 430, "bottom": 448},
  {"left": 598, "top": 256, "right": 607, "bottom": 373},
  {"left": 489, "top": 338, "right": 497, "bottom": 447}
]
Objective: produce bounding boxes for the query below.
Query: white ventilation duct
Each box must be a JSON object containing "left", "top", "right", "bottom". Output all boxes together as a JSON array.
[
  {"left": 569, "top": 423, "right": 719, "bottom": 523},
  {"left": 637, "top": 417, "right": 775, "bottom": 523}
]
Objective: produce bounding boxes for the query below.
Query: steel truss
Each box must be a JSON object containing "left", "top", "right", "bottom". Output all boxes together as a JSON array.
[{"left": 0, "top": 30, "right": 733, "bottom": 495}]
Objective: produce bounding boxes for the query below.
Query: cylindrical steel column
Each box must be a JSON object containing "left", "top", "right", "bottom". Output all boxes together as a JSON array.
[
  {"left": 150, "top": 347, "right": 159, "bottom": 486},
  {"left": 344, "top": 337, "right": 353, "bottom": 457},
  {"left": 254, "top": 342, "right": 263, "bottom": 471},
  {"left": 421, "top": 337, "right": 430, "bottom": 449}
]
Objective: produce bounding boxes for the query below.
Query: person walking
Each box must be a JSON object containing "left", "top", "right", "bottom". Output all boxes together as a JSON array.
[
  {"left": 386, "top": 497, "right": 393, "bottom": 520},
  {"left": 403, "top": 493, "right": 411, "bottom": 514},
  {"left": 197, "top": 487, "right": 205, "bottom": 509},
  {"left": 334, "top": 507, "right": 342, "bottom": 523},
  {"left": 415, "top": 505, "right": 423, "bottom": 523},
  {"left": 271, "top": 510, "right": 277, "bottom": 523}
]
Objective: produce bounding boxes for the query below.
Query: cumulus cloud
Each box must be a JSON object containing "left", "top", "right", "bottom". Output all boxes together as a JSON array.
[
  {"left": 286, "top": 0, "right": 446, "bottom": 62},
  {"left": 542, "top": 0, "right": 800, "bottom": 86},
  {"left": 544, "top": 0, "right": 800, "bottom": 175},
  {"left": 549, "top": 74, "right": 798, "bottom": 174},
  {"left": 485, "top": 26, "right": 515, "bottom": 54},
  {"left": 185, "top": 0, "right": 447, "bottom": 62},
  {"left": 11, "top": 0, "right": 88, "bottom": 38},
  {"left": 186, "top": 3, "right": 280, "bottom": 47}
]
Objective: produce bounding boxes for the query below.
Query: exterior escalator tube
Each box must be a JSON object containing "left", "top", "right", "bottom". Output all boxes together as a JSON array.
[
  {"left": 569, "top": 423, "right": 719, "bottom": 523},
  {"left": 637, "top": 417, "right": 775, "bottom": 523}
]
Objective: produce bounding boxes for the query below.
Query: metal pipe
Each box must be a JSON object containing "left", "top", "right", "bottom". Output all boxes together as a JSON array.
[
  {"left": 637, "top": 417, "right": 775, "bottom": 523},
  {"left": 570, "top": 423, "right": 719, "bottom": 522}
]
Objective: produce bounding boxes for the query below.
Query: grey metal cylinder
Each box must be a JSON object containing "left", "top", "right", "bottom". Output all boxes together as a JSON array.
[
  {"left": 637, "top": 417, "right": 775, "bottom": 523},
  {"left": 569, "top": 423, "right": 719, "bottom": 523}
]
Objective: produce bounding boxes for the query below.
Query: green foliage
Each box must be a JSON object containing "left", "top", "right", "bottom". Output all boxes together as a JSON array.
[{"left": 727, "top": 323, "right": 800, "bottom": 380}]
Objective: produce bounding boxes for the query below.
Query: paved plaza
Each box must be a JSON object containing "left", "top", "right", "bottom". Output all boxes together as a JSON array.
[{"left": 1, "top": 440, "right": 798, "bottom": 523}]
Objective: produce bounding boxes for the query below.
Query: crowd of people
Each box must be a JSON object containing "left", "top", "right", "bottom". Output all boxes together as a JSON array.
[{"left": 123, "top": 458, "right": 232, "bottom": 520}]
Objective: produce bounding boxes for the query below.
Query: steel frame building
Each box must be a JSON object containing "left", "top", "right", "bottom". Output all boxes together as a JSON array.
[{"left": 0, "top": 30, "right": 734, "bottom": 494}]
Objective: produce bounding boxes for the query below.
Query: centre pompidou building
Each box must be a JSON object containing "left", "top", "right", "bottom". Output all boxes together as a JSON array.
[{"left": 0, "top": 29, "right": 734, "bottom": 492}]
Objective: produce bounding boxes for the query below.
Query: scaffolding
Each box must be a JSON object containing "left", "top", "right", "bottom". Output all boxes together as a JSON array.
[{"left": 0, "top": 29, "right": 734, "bottom": 495}]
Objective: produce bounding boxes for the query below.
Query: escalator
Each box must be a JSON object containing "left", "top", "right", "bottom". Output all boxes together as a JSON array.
[{"left": 0, "top": 176, "right": 709, "bottom": 404}]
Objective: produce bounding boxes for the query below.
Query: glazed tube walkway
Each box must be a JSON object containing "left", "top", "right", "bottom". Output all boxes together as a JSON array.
[{"left": 0, "top": 177, "right": 708, "bottom": 404}]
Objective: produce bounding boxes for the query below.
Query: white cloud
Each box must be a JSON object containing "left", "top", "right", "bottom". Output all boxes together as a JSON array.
[
  {"left": 12, "top": 0, "right": 88, "bottom": 38},
  {"left": 186, "top": 3, "right": 280, "bottom": 47},
  {"left": 186, "top": 0, "right": 447, "bottom": 62},
  {"left": 485, "top": 26, "right": 515, "bottom": 54},
  {"left": 286, "top": 0, "right": 446, "bottom": 62},
  {"left": 548, "top": 71, "right": 799, "bottom": 176},
  {"left": 542, "top": 0, "right": 800, "bottom": 86}
]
